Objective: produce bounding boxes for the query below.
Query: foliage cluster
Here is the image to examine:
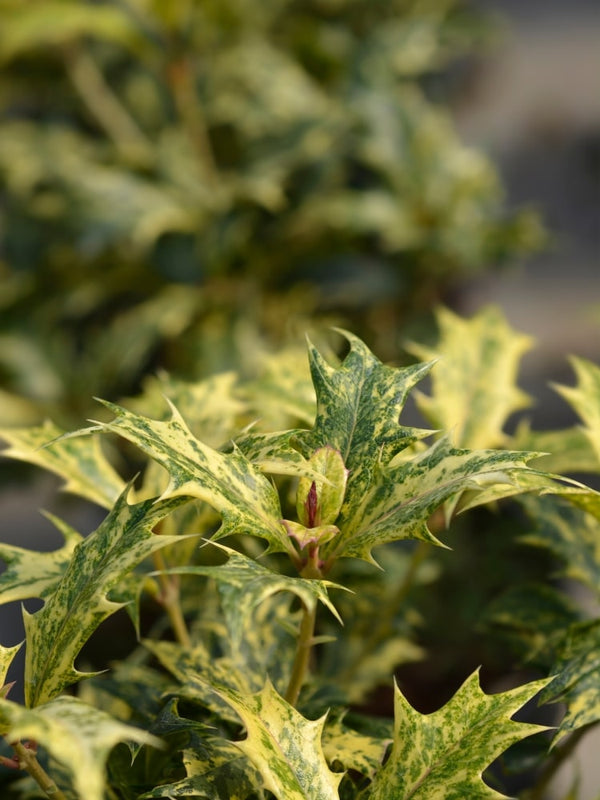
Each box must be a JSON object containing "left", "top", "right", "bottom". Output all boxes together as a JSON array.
[
  {"left": 0, "top": 306, "right": 599, "bottom": 799},
  {"left": 0, "top": 0, "right": 545, "bottom": 425}
]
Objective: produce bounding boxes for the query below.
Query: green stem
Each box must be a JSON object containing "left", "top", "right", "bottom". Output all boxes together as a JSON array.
[
  {"left": 284, "top": 600, "right": 317, "bottom": 707},
  {"left": 152, "top": 549, "right": 192, "bottom": 649},
  {"left": 11, "top": 741, "right": 67, "bottom": 800}
]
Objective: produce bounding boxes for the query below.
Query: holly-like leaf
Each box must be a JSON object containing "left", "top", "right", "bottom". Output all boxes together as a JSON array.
[
  {"left": 554, "top": 356, "right": 600, "bottom": 464},
  {"left": 0, "top": 420, "right": 125, "bottom": 508},
  {"left": 24, "top": 487, "right": 188, "bottom": 707},
  {"left": 0, "top": 513, "right": 82, "bottom": 605},
  {"left": 87, "top": 400, "right": 293, "bottom": 556},
  {"left": 0, "top": 643, "right": 21, "bottom": 691},
  {"left": 407, "top": 305, "right": 533, "bottom": 449},
  {"left": 369, "top": 670, "right": 550, "bottom": 799},
  {"left": 327, "top": 436, "right": 543, "bottom": 562},
  {"left": 208, "top": 679, "right": 343, "bottom": 800},
  {"left": 539, "top": 620, "right": 600, "bottom": 743},
  {"left": 0, "top": 695, "right": 161, "bottom": 800},
  {"left": 155, "top": 543, "right": 343, "bottom": 647},
  {"left": 322, "top": 714, "right": 391, "bottom": 779}
]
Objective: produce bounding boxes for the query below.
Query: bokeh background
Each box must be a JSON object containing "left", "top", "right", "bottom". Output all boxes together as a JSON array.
[{"left": 0, "top": 1, "right": 598, "bottom": 796}]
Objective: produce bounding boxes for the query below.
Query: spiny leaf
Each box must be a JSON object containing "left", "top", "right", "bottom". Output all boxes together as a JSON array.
[
  {"left": 0, "top": 695, "right": 161, "bottom": 800},
  {"left": 539, "top": 620, "right": 600, "bottom": 744},
  {"left": 554, "top": 356, "right": 600, "bottom": 464},
  {"left": 327, "top": 437, "right": 543, "bottom": 562},
  {"left": 88, "top": 400, "right": 293, "bottom": 555},
  {"left": 24, "top": 487, "right": 187, "bottom": 707},
  {"left": 512, "top": 421, "right": 600, "bottom": 476},
  {"left": 369, "top": 670, "right": 550, "bottom": 800},
  {"left": 208, "top": 679, "right": 343, "bottom": 800},
  {"left": 0, "top": 643, "right": 21, "bottom": 692},
  {"left": 0, "top": 420, "right": 124, "bottom": 508},
  {"left": 155, "top": 543, "right": 344, "bottom": 647},
  {"left": 0, "top": 513, "right": 82, "bottom": 605},
  {"left": 322, "top": 714, "right": 391, "bottom": 778},
  {"left": 407, "top": 305, "right": 533, "bottom": 449}
]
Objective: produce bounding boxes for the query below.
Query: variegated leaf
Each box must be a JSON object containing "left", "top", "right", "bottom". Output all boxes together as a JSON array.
[
  {"left": 0, "top": 695, "right": 161, "bottom": 800},
  {"left": 88, "top": 400, "right": 293, "bottom": 556},
  {"left": 0, "top": 643, "right": 21, "bottom": 694},
  {"left": 369, "top": 671, "right": 550, "bottom": 800},
  {"left": 140, "top": 697, "right": 264, "bottom": 799},
  {"left": 407, "top": 305, "right": 533, "bottom": 449},
  {"left": 0, "top": 513, "right": 81, "bottom": 605},
  {"left": 24, "top": 487, "right": 187, "bottom": 707},
  {"left": 322, "top": 714, "right": 391, "bottom": 779},
  {"left": 0, "top": 420, "right": 124, "bottom": 508},
  {"left": 208, "top": 679, "right": 343, "bottom": 800},
  {"left": 327, "top": 437, "right": 543, "bottom": 562},
  {"left": 512, "top": 421, "right": 600, "bottom": 476},
  {"left": 539, "top": 619, "right": 600, "bottom": 744},
  {"left": 554, "top": 356, "right": 600, "bottom": 463},
  {"left": 154, "top": 543, "right": 343, "bottom": 647}
]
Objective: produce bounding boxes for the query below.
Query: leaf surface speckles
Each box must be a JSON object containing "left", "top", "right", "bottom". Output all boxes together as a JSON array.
[{"left": 369, "top": 671, "right": 550, "bottom": 800}]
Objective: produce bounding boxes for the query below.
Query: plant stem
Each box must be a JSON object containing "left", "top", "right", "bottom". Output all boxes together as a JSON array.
[
  {"left": 152, "top": 550, "right": 192, "bottom": 649},
  {"left": 11, "top": 741, "right": 67, "bottom": 800},
  {"left": 284, "top": 600, "right": 317, "bottom": 707}
]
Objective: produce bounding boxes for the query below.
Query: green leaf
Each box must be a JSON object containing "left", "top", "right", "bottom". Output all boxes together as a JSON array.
[
  {"left": 554, "top": 356, "right": 600, "bottom": 464},
  {"left": 511, "top": 422, "right": 600, "bottom": 476},
  {"left": 88, "top": 400, "right": 293, "bottom": 555},
  {"left": 24, "top": 487, "right": 187, "bottom": 707},
  {"left": 0, "top": 513, "right": 82, "bottom": 605},
  {"left": 207, "top": 679, "right": 343, "bottom": 800},
  {"left": 540, "top": 620, "right": 600, "bottom": 743},
  {"left": 369, "top": 671, "right": 550, "bottom": 800},
  {"left": 155, "top": 543, "right": 343, "bottom": 648},
  {"left": 0, "top": 420, "right": 125, "bottom": 508},
  {"left": 0, "top": 695, "right": 161, "bottom": 800},
  {"left": 329, "top": 436, "right": 543, "bottom": 562},
  {"left": 407, "top": 305, "right": 533, "bottom": 448}
]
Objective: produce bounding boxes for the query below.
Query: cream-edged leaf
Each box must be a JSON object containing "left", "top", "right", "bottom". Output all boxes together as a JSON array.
[
  {"left": 24, "top": 488, "right": 187, "bottom": 707},
  {"left": 154, "top": 543, "right": 344, "bottom": 647},
  {"left": 0, "top": 513, "right": 82, "bottom": 605},
  {"left": 209, "top": 679, "right": 343, "bottom": 800},
  {"left": 408, "top": 305, "right": 533, "bottom": 449},
  {"left": 0, "top": 695, "right": 161, "bottom": 800},
  {"left": 89, "top": 400, "right": 293, "bottom": 555},
  {"left": 554, "top": 356, "right": 600, "bottom": 464},
  {"left": 0, "top": 420, "right": 124, "bottom": 508},
  {"left": 369, "top": 671, "right": 550, "bottom": 799},
  {"left": 0, "top": 643, "right": 22, "bottom": 693}
]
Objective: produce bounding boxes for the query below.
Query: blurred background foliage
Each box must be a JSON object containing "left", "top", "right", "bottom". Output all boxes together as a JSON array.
[{"left": 0, "top": 0, "right": 546, "bottom": 426}]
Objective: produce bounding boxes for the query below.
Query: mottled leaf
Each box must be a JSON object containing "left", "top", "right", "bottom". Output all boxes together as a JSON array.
[
  {"left": 0, "top": 420, "right": 124, "bottom": 508},
  {"left": 369, "top": 671, "right": 550, "bottom": 799},
  {"left": 154, "top": 543, "right": 343, "bottom": 647},
  {"left": 87, "top": 400, "right": 293, "bottom": 555},
  {"left": 407, "top": 305, "right": 533, "bottom": 448},
  {"left": 0, "top": 695, "right": 161, "bottom": 800},
  {"left": 24, "top": 487, "right": 187, "bottom": 707},
  {"left": 0, "top": 512, "right": 82, "bottom": 605},
  {"left": 540, "top": 620, "right": 600, "bottom": 743},
  {"left": 208, "top": 679, "right": 343, "bottom": 799},
  {"left": 0, "top": 643, "right": 21, "bottom": 691},
  {"left": 511, "top": 422, "right": 600, "bottom": 476},
  {"left": 322, "top": 714, "right": 391, "bottom": 778}
]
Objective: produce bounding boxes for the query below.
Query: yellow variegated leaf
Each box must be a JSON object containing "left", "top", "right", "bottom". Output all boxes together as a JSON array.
[
  {"left": 554, "top": 356, "right": 600, "bottom": 464},
  {"left": 0, "top": 420, "right": 124, "bottom": 509},
  {"left": 0, "top": 695, "right": 161, "bottom": 800},
  {"left": 208, "top": 679, "right": 343, "bottom": 800},
  {"left": 0, "top": 643, "right": 21, "bottom": 694},
  {"left": 369, "top": 671, "right": 550, "bottom": 799},
  {"left": 24, "top": 488, "right": 188, "bottom": 707},
  {"left": 408, "top": 305, "right": 533, "bottom": 449},
  {"left": 88, "top": 400, "right": 293, "bottom": 555},
  {"left": 0, "top": 513, "right": 81, "bottom": 605},
  {"left": 155, "top": 543, "right": 344, "bottom": 647},
  {"left": 322, "top": 714, "right": 391, "bottom": 778}
]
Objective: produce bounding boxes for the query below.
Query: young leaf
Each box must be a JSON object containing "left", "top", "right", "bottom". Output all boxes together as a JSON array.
[
  {"left": 0, "top": 643, "right": 21, "bottom": 691},
  {"left": 369, "top": 671, "right": 550, "bottom": 800},
  {"left": 155, "top": 543, "right": 344, "bottom": 647},
  {"left": 554, "top": 356, "right": 600, "bottom": 464},
  {"left": 0, "top": 420, "right": 124, "bottom": 508},
  {"left": 0, "top": 695, "right": 161, "bottom": 800},
  {"left": 407, "top": 305, "right": 533, "bottom": 449},
  {"left": 24, "top": 487, "right": 188, "bottom": 707},
  {"left": 88, "top": 400, "right": 293, "bottom": 556},
  {"left": 208, "top": 679, "right": 343, "bottom": 800},
  {"left": 0, "top": 513, "right": 82, "bottom": 605}
]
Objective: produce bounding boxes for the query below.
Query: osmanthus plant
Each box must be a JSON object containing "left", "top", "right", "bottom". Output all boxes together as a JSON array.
[{"left": 0, "top": 307, "right": 599, "bottom": 799}]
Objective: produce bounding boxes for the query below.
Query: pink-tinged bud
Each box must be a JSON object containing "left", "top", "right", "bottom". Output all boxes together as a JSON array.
[{"left": 296, "top": 446, "right": 348, "bottom": 527}]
